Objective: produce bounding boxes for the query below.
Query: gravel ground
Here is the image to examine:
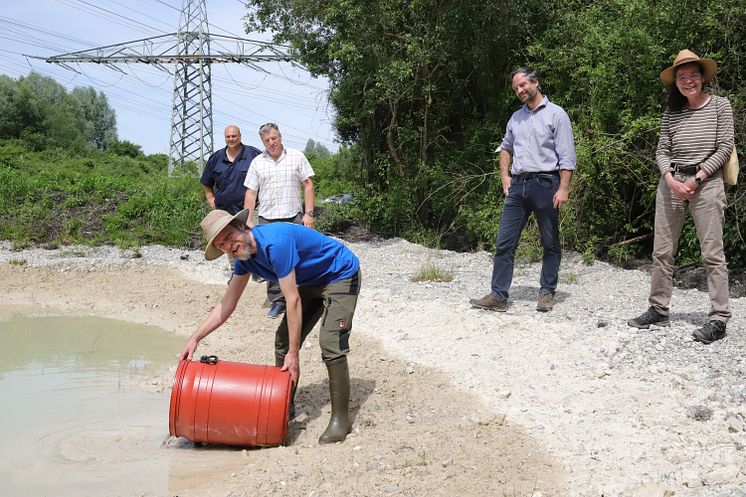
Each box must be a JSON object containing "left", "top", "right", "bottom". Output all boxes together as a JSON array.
[{"left": 1, "top": 238, "right": 745, "bottom": 497}]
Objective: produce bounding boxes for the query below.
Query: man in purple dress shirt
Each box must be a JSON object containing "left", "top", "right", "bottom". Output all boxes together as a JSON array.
[{"left": 470, "top": 67, "right": 576, "bottom": 313}]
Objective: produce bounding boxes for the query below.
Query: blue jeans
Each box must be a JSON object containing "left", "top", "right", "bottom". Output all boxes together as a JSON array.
[{"left": 490, "top": 174, "right": 562, "bottom": 301}]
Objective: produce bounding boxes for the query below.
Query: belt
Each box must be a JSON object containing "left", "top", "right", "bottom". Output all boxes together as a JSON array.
[
  {"left": 671, "top": 164, "right": 699, "bottom": 175},
  {"left": 511, "top": 171, "right": 559, "bottom": 180}
]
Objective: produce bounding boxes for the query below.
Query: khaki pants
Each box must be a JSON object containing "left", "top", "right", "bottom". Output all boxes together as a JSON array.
[
  {"left": 274, "top": 270, "right": 361, "bottom": 363},
  {"left": 649, "top": 172, "right": 730, "bottom": 321}
]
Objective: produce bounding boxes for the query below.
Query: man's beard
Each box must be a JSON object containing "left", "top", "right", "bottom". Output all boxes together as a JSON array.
[{"left": 231, "top": 242, "right": 253, "bottom": 261}]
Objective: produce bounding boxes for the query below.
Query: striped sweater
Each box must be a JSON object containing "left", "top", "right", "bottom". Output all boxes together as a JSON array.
[{"left": 655, "top": 94, "right": 734, "bottom": 177}]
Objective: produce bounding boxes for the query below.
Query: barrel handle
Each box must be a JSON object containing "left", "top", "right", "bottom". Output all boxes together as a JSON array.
[{"left": 200, "top": 355, "right": 219, "bottom": 365}]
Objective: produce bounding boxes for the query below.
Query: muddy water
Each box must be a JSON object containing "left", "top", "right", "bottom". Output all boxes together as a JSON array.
[{"left": 0, "top": 314, "right": 245, "bottom": 497}]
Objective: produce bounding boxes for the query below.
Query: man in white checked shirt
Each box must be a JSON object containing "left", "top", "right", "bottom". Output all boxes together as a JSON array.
[{"left": 244, "top": 123, "right": 317, "bottom": 319}]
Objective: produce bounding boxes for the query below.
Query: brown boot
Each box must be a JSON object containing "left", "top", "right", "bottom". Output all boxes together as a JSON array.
[
  {"left": 469, "top": 293, "right": 508, "bottom": 311},
  {"left": 276, "top": 354, "right": 297, "bottom": 419},
  {"left": 536, "top": 291, "right": 554, "bottom": 312},
  {"left": 319, "top": 356, "right": 352, "bottom": 444}
]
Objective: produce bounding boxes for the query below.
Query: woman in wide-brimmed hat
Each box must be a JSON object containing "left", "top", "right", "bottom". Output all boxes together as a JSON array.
[{"left": 628, "top": 49, "right": 735, "bottom": 344}]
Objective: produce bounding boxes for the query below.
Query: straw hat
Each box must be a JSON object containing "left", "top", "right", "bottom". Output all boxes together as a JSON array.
[
  {"left": 659, "top": 49, "right": 717, "bottom": 86},
  {"left": 200, "top": 209, "right": 250, "bottom": 260}
]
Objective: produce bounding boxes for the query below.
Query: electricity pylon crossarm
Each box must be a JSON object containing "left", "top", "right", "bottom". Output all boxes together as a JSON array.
[{"left": 28, "top": 0, "right": 293, "bottom": 175}]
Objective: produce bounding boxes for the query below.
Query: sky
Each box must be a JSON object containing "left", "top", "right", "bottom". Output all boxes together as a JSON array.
[{"left": 0, "top": 0, "right": 338, "bottom": 156}]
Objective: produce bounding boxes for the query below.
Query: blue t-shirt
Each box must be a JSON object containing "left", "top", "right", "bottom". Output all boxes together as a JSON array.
[
  {"left": 234, "top": 223, "right": 359, "bottom": 286},
  {"left": 200, "top": 144, "right": 261, "bottom": 215}
]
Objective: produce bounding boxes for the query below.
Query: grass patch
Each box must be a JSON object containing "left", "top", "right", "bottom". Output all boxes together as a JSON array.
[
  {"left": 410, "top": 264, "right": 454, "bottom": 282},
  {"left": 8, "top": 258, "right": 26, "bottom": 266}
]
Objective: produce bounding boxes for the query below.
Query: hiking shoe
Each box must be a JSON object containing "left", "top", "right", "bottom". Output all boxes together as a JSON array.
[
  {"left": 627, "top": 307, "right": 670, "bottom": 329},
  {"left": 692, "top": 320, "right": 726, "bottom": 344},
  {"left": 267, "top": 302, "right": 286, "bottom": 319},
  {"left": 469, "top": 293, "right": 508, "bottom": 312},
  {"left": 536, "top": 291, "right": 554, "bottom": 312}
]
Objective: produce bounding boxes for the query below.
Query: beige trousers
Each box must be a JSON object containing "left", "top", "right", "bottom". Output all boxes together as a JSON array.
[{"left": 649, "top": 172, "right": 730, "bottom": 321}]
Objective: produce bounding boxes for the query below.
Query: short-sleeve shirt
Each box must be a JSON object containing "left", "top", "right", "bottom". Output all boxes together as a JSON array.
[
  {"left": 500, "top": 96, "right": 576, "bottom": 174},
  {"left": 244, "top": 147, "right": 315, "bottom": 220},
  {"left": 200, "top": 144, "right": 261, "bottom": 214},
  {"left": 233, "top": 223, "right": 359, "bottom": 286}
]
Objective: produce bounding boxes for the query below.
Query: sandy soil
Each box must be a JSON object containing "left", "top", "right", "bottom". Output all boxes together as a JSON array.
[{"left": 0, "top": 262, "right": 563, "bottom": 497}]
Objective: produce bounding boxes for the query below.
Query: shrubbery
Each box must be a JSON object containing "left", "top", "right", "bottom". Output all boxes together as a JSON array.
[{"left": 0, "top": 141, "right": 206, "bottom": 249}]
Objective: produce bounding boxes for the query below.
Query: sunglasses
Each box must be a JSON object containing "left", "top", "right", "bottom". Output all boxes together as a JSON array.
[{"left": 259, "top": 122, "right": 279, "bottom": 133}]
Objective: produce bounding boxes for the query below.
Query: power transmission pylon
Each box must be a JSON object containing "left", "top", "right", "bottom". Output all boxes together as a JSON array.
[{"left": 28, "top": 0, "right": 293, "bottom": 175}]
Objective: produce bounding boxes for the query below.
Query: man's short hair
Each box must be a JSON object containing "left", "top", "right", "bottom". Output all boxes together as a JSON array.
[
  {"left": 510, "top": 67, "right": 540, "bottom": 84},
  {"left": 259, "top": 122, "right": 280, "bottom": 135}
]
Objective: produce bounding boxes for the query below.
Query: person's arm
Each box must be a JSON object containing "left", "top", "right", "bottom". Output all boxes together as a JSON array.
[
  {"left": 499, "top": 149, "right": 512, "bottom": 196},
  {"left": 277, "top": 270, "right": 302, "bottom": 384},
  {"left": 301, "top": 177, "right": 316, "bottom": 228},
  {"left": 179, "top": 274, "right": 249, "bottom": 360},
  {"left": 243, "top": 188, "right": 258, "bottom": 227},
  {"left": 692, "top": 97, "right": 735, "bottom": 180},
  {"left": 203, "top": 185, "right": 216, "bottom": 209}
]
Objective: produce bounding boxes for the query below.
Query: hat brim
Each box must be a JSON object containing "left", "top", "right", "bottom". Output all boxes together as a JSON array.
[
  {"left": 660, "top": 58, "right": 717, "bottom": 86},
  {"left": 204, "top": 209, "right": 250, "bottom": 261}
]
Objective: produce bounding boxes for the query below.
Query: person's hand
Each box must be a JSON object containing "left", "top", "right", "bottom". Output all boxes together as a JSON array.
[
  {"left": 668, "top": 178, "right": 695, "bottom": 201},
  {"left": 502, "top": 177, "right": 511, "bottom": 197},
  {"left": 302, "top": 213, "right": 314, "bottom": 229},
  {"left": 280, "top": 351, "right": 301, "bottom": 385},
  {"left": 179, "top": 339, "right": 198, "bottom": 361},
  {"left": 553, "top": 187, "right": 570, "bottom": 209},
  {"left": 683, "top": 176, "right": 700, "bottom": 192}
]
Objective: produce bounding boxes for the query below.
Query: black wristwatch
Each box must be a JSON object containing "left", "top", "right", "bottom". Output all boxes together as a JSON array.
[
  {"left": 694, "top": 176, "right": 703, "bottom": 186},
  {"left": 305, "top": 210, "right": 316, "bottom": 218}
]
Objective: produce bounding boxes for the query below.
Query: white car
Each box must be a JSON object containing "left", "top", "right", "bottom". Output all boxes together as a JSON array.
[{"left": 322, "top": 193, "right": 353, "bottom": 205}]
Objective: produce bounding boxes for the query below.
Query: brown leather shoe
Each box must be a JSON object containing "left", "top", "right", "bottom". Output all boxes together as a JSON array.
[
  {"left": 536, "top": 292, "right": 554, "bottom": 312},
  {"left": 469, "top": 293, "right": 508, "bottom": 311}
]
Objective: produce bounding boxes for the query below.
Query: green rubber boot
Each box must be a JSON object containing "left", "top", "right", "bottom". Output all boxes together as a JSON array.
[
  {"left": 276, "top": 354, "right": 297, "bottom": 420},
  {"left": 319, "top": 356, "right": 352, "bottom": 444}
]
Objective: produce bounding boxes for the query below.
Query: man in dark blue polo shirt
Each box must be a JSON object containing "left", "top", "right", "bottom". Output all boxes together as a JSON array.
[{"left": 200, "top": 125, "right": 261, "bottom": 215}]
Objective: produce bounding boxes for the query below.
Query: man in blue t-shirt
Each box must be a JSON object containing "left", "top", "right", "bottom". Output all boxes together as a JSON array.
[
  {"left": 179, "top": 209, "right": 362, "bottom": 444},
  {"left": 200, "top": 125, "right": 261, "bottom": 215}
]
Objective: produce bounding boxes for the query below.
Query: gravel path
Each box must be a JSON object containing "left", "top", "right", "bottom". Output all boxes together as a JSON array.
[{"left": 2, "top": 238, "right": 744, "bottom": 497}]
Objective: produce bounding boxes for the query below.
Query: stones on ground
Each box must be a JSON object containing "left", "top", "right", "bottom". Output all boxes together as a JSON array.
[
  {"left": 686, "top": 405, "right": 713, "bottom": 422},
  {"left": 628, "top": 483, "right": 675, "bottom": 497},
  {"left": 496, "top": 389, "right": 511, "bottom": 399},
  {"left": 703, "top": 464, "right": 742, "bottom": 485}
]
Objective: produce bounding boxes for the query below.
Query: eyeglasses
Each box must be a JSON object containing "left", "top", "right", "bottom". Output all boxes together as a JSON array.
[
  {"left": 676, "top": 74, "right": 702, "bottom": 83},
  {"left": 259, "top": 122, "right": 279, "bottom": 133}
]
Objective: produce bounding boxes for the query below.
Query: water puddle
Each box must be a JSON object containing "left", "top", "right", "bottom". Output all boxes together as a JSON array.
[{"left": 0, "top": 314, "right": 245, "bottom": 497}]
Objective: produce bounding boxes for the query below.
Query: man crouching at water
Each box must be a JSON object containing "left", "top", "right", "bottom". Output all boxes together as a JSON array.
[{"left": 179, "top": 209, "right": 361, "bottom": 444}]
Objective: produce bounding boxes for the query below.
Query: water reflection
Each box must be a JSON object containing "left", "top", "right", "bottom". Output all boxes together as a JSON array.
[{"left": 0, "top": 315, "right": 185, "bottom": 497}]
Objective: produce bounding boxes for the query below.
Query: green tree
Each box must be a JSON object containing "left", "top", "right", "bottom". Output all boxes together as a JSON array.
[
  {"left": 70, "top": 87, "right": 118, "bottom": 150},
  {"left": 0, "top": 73, "right": 118, "bottom": 152},
  {"left": 304, "top": 138, "right": 331, "bottom": 158}
]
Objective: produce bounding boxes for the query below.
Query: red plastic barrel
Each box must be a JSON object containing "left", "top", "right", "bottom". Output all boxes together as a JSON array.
[{"left": 169, "top": 356, "right": 291, "bottom": 447}]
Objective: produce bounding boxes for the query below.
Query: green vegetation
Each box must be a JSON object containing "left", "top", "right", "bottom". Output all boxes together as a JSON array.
[
  {"left": 248, "top": 0, "right": 746, "bottom": 269},
  {"left": 0, "top": 139, "right": 206, "bottom": 250},
  {"left": 0, "top": 73, "right": 119, "bottom": 153},
  {"left": 2, "top": 2, "right": 746, "bottom": 273},
  {"left": 410, "top": 264, "right": 454, "bottom": 283}
]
